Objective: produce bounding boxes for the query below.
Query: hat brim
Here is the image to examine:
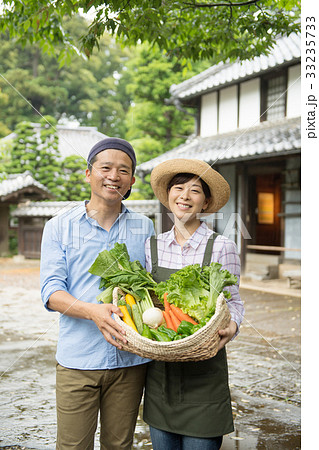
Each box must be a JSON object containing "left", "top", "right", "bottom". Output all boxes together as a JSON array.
[{"left": 150, "top": 159, "right": 230, "bottom": 213}]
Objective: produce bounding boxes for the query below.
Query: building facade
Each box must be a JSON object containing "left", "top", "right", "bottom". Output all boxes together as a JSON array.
[
  {"left": 137, "top": 33, "right": 301, "bottom": 278},
  {"left": 11, "top": 200, "right": 160, "bottom": 259}
]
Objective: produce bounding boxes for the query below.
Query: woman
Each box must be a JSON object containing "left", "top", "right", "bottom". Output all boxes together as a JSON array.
[{"left": 143, "top": 159, "right": 244, "bottom": 450}]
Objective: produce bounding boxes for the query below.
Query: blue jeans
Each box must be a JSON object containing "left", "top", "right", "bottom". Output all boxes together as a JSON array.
[{"left": 149, "top": 426, "right": 223, "bottom": 450}]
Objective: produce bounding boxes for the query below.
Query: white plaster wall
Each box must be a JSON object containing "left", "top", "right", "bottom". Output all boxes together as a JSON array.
[
  {"left": 286, "top": 64, "right": 301, "bottom": 118},
  {"left": 200, "top": 91, "right": 218, "bottom": 137},
  {"left": 284, "top": 157, "right": 301, "bottom": 260},
  {"left": 219, "top": 85, "right": 238, "bottom": 133},
  {"left": 203, "top": 165, "right": 238, "bottom": 243},
  {"left": 238, "top": 78, "right": 261, "bottom": 129}
]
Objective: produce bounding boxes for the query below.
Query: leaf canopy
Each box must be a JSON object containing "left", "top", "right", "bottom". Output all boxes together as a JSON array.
[{"left": 0, "top": 0, "right": 301, "bottom": 63}]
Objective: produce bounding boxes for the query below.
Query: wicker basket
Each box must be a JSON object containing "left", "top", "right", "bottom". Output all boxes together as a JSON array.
[{"left": 112, "top": 287, "right": 231, "bottom": 362}]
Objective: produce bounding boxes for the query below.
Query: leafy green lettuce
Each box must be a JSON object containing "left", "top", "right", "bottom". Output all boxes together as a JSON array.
[
  {"left": 155, "top": 262, "right": 238, "bottom": 322},
  {"left": 89, "top": 242, "right": 156, "bottom": 308}
]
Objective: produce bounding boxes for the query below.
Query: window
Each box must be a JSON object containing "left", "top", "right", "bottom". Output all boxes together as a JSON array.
[
  {"left": 257, "top": 192, "right": 274, "bottom": 224},
  {"left": 260, "top": 70, "right": 287, "bottom": 122}
]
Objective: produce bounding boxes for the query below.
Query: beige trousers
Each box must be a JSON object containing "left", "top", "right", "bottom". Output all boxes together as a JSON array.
[{"left": 56, "top": 363, "right": 147, "bottom": 450}]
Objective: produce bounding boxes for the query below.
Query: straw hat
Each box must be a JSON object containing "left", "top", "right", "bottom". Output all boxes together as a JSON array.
[{"left": 150, "top": 158, "right": 230, "bottom": 213}]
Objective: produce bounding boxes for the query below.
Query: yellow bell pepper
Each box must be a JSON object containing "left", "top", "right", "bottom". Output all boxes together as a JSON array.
[
  {"left": 125, "top": 293, "right": 136, "bottom": 307},
  {"left": 118, "top": 305, "right": 138, "bottom": 332}
]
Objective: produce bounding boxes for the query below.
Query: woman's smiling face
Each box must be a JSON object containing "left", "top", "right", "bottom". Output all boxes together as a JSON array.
[{"left": 168, "top": 176, "right": 209, "bottom": 222}]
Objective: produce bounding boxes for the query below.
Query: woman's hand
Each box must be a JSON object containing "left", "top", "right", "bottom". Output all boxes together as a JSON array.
[{"left": 218, "top": 320, "right": 238, "bottom": 351}]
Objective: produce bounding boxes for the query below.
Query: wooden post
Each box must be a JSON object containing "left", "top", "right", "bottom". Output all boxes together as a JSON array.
[{"left": 0, "top": 204, "right": 10, "bottom": 256}]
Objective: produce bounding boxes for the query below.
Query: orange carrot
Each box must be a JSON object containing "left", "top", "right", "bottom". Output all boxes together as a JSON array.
[
  {"left": 169, "top": 310, "right": 181, "bottom": 332},
  {"left": 170, "top": 304, "right": 198, "bottom": 325},
  {"left": 163, "top": 311, "right": 174, "bottom": 330},
  {"left": 163, "top": 292, "right": 171, "bottom": 312}
]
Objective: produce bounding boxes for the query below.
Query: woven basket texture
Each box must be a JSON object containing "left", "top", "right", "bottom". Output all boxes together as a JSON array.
[{"left": 113, "top": 287, "right": 231, "bottom": 362}]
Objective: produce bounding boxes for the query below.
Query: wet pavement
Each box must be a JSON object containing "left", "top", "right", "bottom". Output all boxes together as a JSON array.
[{"left": 0, "top": 257, "right": 301, "bottom": 449}]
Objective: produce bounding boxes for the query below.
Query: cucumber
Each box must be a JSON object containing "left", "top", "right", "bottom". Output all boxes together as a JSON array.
[{"left": 132, "top": 304, "right": 144, "bottom": 334}]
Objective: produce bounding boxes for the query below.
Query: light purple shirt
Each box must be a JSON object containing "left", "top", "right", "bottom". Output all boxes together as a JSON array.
[{"left": 145, "top": 222, "right": 244, "bottom": 332}]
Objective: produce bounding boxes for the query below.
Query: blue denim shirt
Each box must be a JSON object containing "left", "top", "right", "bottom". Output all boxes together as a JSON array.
[{"left": 40, "top": 202, "right": 154, "bottom": 370}]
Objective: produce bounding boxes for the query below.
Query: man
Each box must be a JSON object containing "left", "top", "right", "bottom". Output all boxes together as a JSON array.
[{"left": 40, "top": 138, "right": 154, "bottom": 449}]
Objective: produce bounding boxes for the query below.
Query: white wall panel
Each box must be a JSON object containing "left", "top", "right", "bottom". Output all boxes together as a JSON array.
[
  {"left": 219, "top": 86, "right": 238, "bottom": 133},
  {"left": 239, "top": 78, "right": 261, "bottom": 129},
  {"left": 286, "top": 64, "right": 301, "bottom": 118},
  {"left": 200, "top": 91, "right": 218, "bottom": 137}
]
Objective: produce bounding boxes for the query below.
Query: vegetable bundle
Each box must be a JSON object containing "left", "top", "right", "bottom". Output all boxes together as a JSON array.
[
  {"left": 155, "top": 262, "right": 238, "bottom": 322},
  {"left": 89, "top": 243, "right": 238, "bottom": 342},
  {"left": 88, "top": 242, "right": 156, "bottom": 312}
]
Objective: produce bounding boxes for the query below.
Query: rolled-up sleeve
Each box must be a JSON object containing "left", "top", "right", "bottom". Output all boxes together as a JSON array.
[
  {"left": 218, "top": 238, "right": 245, "bottom": 335},
  {"left": 40, "top": 219, "right": 68, "bottom": 310}
]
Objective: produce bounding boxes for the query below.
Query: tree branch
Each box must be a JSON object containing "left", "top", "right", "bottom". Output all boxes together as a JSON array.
[{"left": 181, "top": 0, "right": 261, "bottom": 8}]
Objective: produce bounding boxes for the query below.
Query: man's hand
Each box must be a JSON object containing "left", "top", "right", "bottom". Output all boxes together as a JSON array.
[
  {"left": 48, "top": 291, "right": 127, "bottom": 349},
  {"left": 89, "top": 303, "right": 127, "bottom": 349},
  {"left": 218, "top": 320, "right": 238, "bottom": 351}
]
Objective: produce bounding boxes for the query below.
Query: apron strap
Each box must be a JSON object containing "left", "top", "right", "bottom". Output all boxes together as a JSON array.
[
  {"left": 202, "top": 232, "right": 219, "bottom": 267},
  {"left": 151, "top": 232, "right": 219, "bottom": 272},
  {"left": 150, "top": 235, "right": 158, "bottom": 276}
]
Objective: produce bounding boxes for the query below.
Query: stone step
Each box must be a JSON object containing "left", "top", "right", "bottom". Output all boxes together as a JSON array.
[{"left": 246, "top": 253, "right": 280, "bottom": 265}]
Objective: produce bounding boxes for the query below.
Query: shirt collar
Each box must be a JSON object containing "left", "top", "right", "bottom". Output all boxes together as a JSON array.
[
  {"left": 188, "top": 222, "right": 211, "bottom": 249},
  {"left": 83, "top": 200, "right": 128, "bottom": 227},
  {"left": 165, "top": 227, "right": 177, "bottom": 246},
  {"left": 167, "top": 221, "right": 212, "bottom": 249}
]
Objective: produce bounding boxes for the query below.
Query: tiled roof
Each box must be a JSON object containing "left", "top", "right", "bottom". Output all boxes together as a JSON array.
[
  {"left": 0, "top": 172, "right": 52, "bottom": 202},
  {"left": 136, "top": 117, "right": 301, "bottom": 176},
  {"left": 12, "top": 199, "right": 161, "bottom": 218},
  {"left": 55, "top": 126, "right": 107, "bottom": 159},
  {"left": 170, "top": 33, "right": 301, "bottom": 100},
  {"left": 2, "top": 125, "right": 107, "bottom": 160}
]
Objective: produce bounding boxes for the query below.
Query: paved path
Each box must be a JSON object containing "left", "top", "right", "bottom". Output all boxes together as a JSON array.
[{"left": 0, "top": 258, "right": 301, "bottom": 449}]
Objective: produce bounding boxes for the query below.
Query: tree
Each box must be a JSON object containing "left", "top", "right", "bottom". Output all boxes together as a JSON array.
[
  {"left": 60, "top": 155, "right": 91, "bottom": 201},
  {"left": 5, "top": 121, "right": 39, "bottom": 174},
  {"left": 5, "top": 116, "right": 64, "bottom": 198},
  {"left": 4, "top": 117, "right": 94, "bottom": 200},
  {"left": 0, "top": 137, "right": 11, "bottom": 181},
  {"left": 119, "top": 44, "right": 210, "bottom": 199},
  {"left": 0, "top": 16, "right": 132, "bottom": 137},
  {"left": 0, "top": 1, "right": 300, "bottom": 64},
  {"left": 123, "top": 45, "right": 198, "bottom": 146},
  {"left": 36, "top": 116, "right": 65, "bottom": 197},
  {"left": 129, "top": 136, "right": 163, "bottom": 200}
]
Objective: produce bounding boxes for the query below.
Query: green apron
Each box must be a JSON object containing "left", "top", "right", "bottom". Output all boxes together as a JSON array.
[{"left": 143, "top": 233, "right": 234, "bottom": 438}]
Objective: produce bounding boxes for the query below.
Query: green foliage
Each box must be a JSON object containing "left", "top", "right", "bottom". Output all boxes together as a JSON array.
[
  {"left": 5, "top": 121, "right": 38, "bottom": 174},
  {"left": 37, "top": 116, "right": 64, "bottom": 198},
  {"left": 60, "top": 155, "right": 91, "bottom": 201},
  {"left": 121, "top": 45, "right": 205, "bottom": 199},
  {"left": 5, "top": 116, "right": 63, "bottom": 198},
  {"left": 0, "top": 16, "right": 132, "bottom": 136},
  {"left": 88, "top": 242, "right": 157, "bottom": 303},
  {"left": 0, "top": 137, "right": 12, "bottom": 179},
  {"left": 0, "top": 1, "right": 301, "bottom": 202},
  {"left": 4, "top": 118, "right": 92, "bottom": 201},
  {"left": 8, "top": 227, "right": 18, "bottom": 255},
  {"left": 129, "top": 136, "right": 163, "bottom": 200},
  {"left": 0, "top": 0, "right": 301, "bottom": 63}
]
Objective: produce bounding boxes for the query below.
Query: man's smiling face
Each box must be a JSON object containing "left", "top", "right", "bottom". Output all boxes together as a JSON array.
[{"left": 86, "top": 149, "right": 135, "bottom": 204}]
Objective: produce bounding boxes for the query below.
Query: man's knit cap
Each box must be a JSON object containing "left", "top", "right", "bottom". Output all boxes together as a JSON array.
[{"left": 87, "top": 137, "right": 136, "bottom": 174}]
